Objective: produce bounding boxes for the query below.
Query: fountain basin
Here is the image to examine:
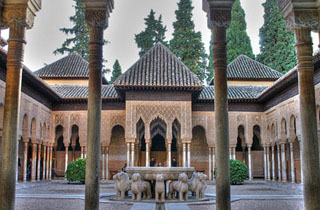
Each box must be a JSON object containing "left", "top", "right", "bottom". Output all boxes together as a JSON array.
[{"left": 125, "top": 167, "right": 195, "bottom": 180}]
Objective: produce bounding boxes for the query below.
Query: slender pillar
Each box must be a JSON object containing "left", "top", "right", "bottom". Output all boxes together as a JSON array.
[
  {"left": 299, "top": 140, "right": 303, "bottom": 184},
  {"left": 183, "top": 143, "right": 186, "bottom": 167},
  {"left": 280, "top": 143, "right": 287, "bottom": 182},
  {"left": 168, "top": 143, "right": 171, "bottom": 167},
  {"left": 290, "top": 143, "right": 295, "bottom": 183},
  {"left": 266, "top": 146, "right": 270, "bottom": 181},
  {"left": 213, "top": 25, "right": 231, "bottom": 210},
  {"left": 65, "top": 146, "right": 69, "bottom": 173},
  {"left": 0, "top": 14, "right": 28, "bottom": 210},
  {"left": 84, "top": 146, "right": 87, "bottom": 158},
  {"left": 131, "top": 143, "right": 135, "bottom": 167},
  {"left": 248, "top": 146, "right": 252, "bottom": 181},
  {"left": 23, "top": 142, "right": 28, "bottom": 182},
  {"left": 106, "top": 147, "right": 109, "bottom": 180},
  {"left": 277, "top": 143, "right": 281, "bottom": 181},
  {"left": 187, "top": 143, "right": 191, "bottom": 167},
  {"left": 232, "top": 147, "right": 236, "bottom": 160},
  {"left": 209, "top": 147, "right": 212, "bottom": 180},
  {"left": 46, "top": 145, "right": 50, "bottom": 180},
  {"left": 101, "top": 147, "right": 105, "bottom": 180},
  {"left": 31, "top": 143, "right": 37, "bottom": 182},
  {"left": 81, "top": 146, "right": 84, "bottom": 159},
  {"left": 229, "top": 147, "right": 232, "bottom": 160},
  {"left": 127, "top": 143, "right": 130, "bottom": 167},
  {"left": 212, "top": 147, "right": 215, "bottom": 177},
  {"left": 272, "top": 146, "right": 275, "bottom": 181},
  {"left": 43, "top": 145, "right": 47, "bottom": 180},
  {"left": 295, "top": 28, "right": 320, "bottom": 209},
  {"left": 49, "top": 146, "right": 53, "bottom": 180},
  {"left": 264, "top": 146, "right": 267, "bottom": 180},
  {"left": 37, "top": 144, "right": 41, "bottom": 181},
  {"left": 146, "top": 142, "right": 150, "bottom": 167}
]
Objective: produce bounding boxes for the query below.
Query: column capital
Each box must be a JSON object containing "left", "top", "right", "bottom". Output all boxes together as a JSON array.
[
  {"left": 125, "top": 138, "right": 136, "bottom": 143},
  {"left": 181, "top": 139, "right": 191, "bottom": 144},
  {"left": 276, "top": 0, "right": 320, "bottom": 31},
  {"left": 2, "top": 0, "right": 41, "bottom": 29},
  {"left": 203, "top": 0, "right": 234, "bottom": 29},
  {"left": 82, "top": 0, "right": 114, "bottom": 29}
]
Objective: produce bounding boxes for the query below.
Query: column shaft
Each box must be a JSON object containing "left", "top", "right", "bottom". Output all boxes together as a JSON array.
[
  {"left": 267, "top": 146, "right": 270, "bottom": 181},
  {"left": 46, "top": 145, "right": 50, "bottom": 180},
  {"left": 187, "top": 143, "right": 191, "bottom": 167},
  {"left": 106, "top": 147, "right": 109, "bottom": 180},
  {"left": 209, "top": 147, "right": 212, "bottom": 180},
  {"left": 37, "top": 144, "right": 41, "bottom": 181},
  {"left": 49, "top": 146, "right": 53, "bottom": 180},
  {"left": 264, "top": 147, "right": 267, "bottom": 180},
  {"left": 212, "top": 147, "right": 215, "bottom": 178},
  {"left": 295, "top": 28, "right": 320, "bottom": 209},
  {"left": 290, "top": 143, "right": 295, "bottom": 183},
  {"left": 31, "top": 143, "right": 37, "bottom": 182},
  {"left": 146, "top": 142, "right": 149, "bottom": 167},
  {"left": 281, "top": 144, "right": 287, "bottom": 182},
  {"left": 23, "top": 142, "right": 28, "bottom": 182},
  {"left": 81, "top": 146, "right": 84, "bottom": 159},
  {"left": 43, "top": 146, "right": 46, "bottom": 180},
  {"left": 102, "top": 148, "right": 105, "bottom": 180},
  {"left": 213, "top": 26, "right": 230, "bottom": 210},
  {"left": 65, "top": 146, "right": 69, "bottom": 173},
  {"left": 272, "top": 146, "right": 275, "bottom": 181},
  {"left": 248, "top": 146, "right": 252, "bottom": 181},
  {"left": 168, "top": 143, "right": 171, "bottom": 167},
  {"left": 277, "top": 144, "right": 281, "bottom": 181},
  {"left": 183, "top": 143, "right": 186, "bottom": 167},
  {"left": 0, "top": 23, "right": 26, "bottom": 209},
  {"left": 131, "top": 143, "right": 135, "bottom": 167},
  {"left": 127, "top": 143, "right": 130, "bottom": 167}
]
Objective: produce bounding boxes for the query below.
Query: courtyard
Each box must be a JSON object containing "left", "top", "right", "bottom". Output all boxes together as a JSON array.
[{"left": 15, "top": 180, "right": 304, "bottom": 210}]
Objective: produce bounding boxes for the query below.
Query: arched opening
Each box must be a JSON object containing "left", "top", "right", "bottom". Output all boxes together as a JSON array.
[
  {"left": 171, "top": 119, "right": 180, "bottom": 166},
  {"left": 137, "top": 118, "right": 145, "bottom": 166},
  {"left": 252, "top": 125, "right": 264, "bottom": 178},
  {"left": 290, "top": 115, "right": 301, "bottom": 182},
  {"left": 236, "top": 125, "right": 246, "bottom": 163},
  {"left": 191, "top": 126, "right": 209, "bottom": 174},
  {"left": 70, "top": 125, "right": 81, "bottom": 162},
  {"left": 150, "top": 117, "right": 167, "bottom": 166},
  {"left": 109, "top": 125, "right": 126, "bottom": 179},
  {"left": 53, "top": 125, "right": 65, "bottom": 177}
]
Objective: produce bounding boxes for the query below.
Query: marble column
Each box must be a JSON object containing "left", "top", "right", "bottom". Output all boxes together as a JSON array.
[
  {"left": 31, "top": 143, "right": 37, "bottom": 182},
  {"left": 264, "top": 146, "right": 267, "bottom": 180},
  {"left": 299, "top": 140, "right": 303, "bottom": 184},
  {"left": 43, "top": 145, "right": 47, "bottom": 180},
  {"left": 0, "top": 3, "right": 40, "bottom": 208},
  {"left": 131, "top": 143, "right": 135, "bottom": 167},
  {"left": 229, "top": 147, "right": 232, "bottom": 160},
  {"left": 209, "top": 147, "right": 212, "bottom": 180},
  {"left": 277, "top": 143, "right": 281, "bottom": 181},
  {"left": 23, "top": 142, "right": 28, "bottom": 182},
  {"left": 146, "top": 142, "right": 150, "bottom": 167},
  {"left": 65, "top": 146, "right": 69, "bottom": 173},
  {"left": 280, "top": 143, "right": 287, "bottom": 182},
  {"left": 290, "top": 143, "right": 295, "bottom": 183},
  {"left": 84, "top": 146, "right": 87, "bottom": 158},
  {"left": 46, "top": 145, "right": 50, "bottom": 180},
  {"left": 183, "top": 143, "right": 186, "bottom": 167},
  {"left": 37, "top": 144, "right": 41, "bottom": 181},
  {"left": 127, "top": 143, "right": 130, "bottom": 167},
  {"left": 81, "top": 146, "right": 84, "bottom": 159},
  {"left": 106, "top": 147, "right": 109, "bottom": 180},
  {"left": 49, "top": 146, "right": 53, "bottom": 180},
  {"left": 295, "top": 27, "right": 320, "bottom": 209},
  {"left": 187, "top": 143, "right": 191, "bottom": 167},
  {"left": 212, "top": 147, "right": 215, "bottom": 177},
  {"left": 272, "top": 146, "right": 275, "bottom": 181},
  {"left": 248, "top": 146, "right": 252, "bottom": 181},
  {"left": 232, "top": 147, "right": 236, "bottom": 160},
  {"left": 267, "top": 146, "right": 271, "bottom": 181},
  {"left": 101, "top": 147, "right": 105, "bottom": 180},
  {"left": 168, "top": 143, "right": 171, "bottom": 167}
]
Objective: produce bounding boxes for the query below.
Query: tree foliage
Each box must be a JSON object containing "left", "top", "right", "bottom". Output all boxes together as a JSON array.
[
  {"left": 207, "top": 35, "right": 214, "bottom": 84},
  {"left": 135, "top": 9, "right": 168, "bottom": 57},
  {"left": 257, "top": 0, "right": 296, "bottom": 73},
  {"left": 227, "top": 0, "right": 255, "bottom": 64},
  {"left": 170, "top": 0, "right": 207, "bottom": 82},
  {"left": 111, "top": 59, "right": 122, "bottom": 83}
]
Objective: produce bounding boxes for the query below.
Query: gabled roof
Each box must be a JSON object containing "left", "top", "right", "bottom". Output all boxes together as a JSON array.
[
  {"left": 198, "top": 85, "right": 267, "bottom": 102},
  {"left": 51, "top": 85, "right": 120, "bottom": 100},
  {"left": 35, "top": 52, "right": 89, "bottom": 78},
  {"left": 210, "top": 55, "right": 283, "bottom": 85},
  {"left": 114, "top": 43, "right": 203, "bottom": 91}
]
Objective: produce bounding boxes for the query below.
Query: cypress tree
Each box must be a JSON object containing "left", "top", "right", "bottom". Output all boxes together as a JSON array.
[
  {"left": 111, "top": 60, "right": 122, "bottom": 83},
  {"left": 207, "top": 35, "right": 214, "bottom": 84},
  {"left": 170, "top": 0, "right": 207, "bottom": 82},
  {"left": 135, "top": 9, "right": 167, "bottom": 57},
  {"left": 227, "top": 0, "right": 255, "bottom": 64},
  {"left": 257, "top": 0, "right": 296, "bottom": 73}
]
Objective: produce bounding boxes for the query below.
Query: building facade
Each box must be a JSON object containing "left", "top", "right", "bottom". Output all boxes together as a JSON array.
[{"left": 1, "top": 42, "right": 319, "bottom": 183}]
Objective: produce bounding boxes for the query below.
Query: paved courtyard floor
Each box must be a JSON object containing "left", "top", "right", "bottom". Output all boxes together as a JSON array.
[{"left": 15, "top": 180, "right": 304, "bottom": 210}]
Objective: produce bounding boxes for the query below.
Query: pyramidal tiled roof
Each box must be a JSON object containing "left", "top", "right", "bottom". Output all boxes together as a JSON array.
[
  {"left": 34, "top": 52, "right": 89, "bottom": 78},
  {"left": 114, "top": 43, "right": 203, "bottom": 90},
  {"left": 51, "top": 85, "right": 119, "bottom": 99},
  {"left": 210, "top": 55, "right": 283, "bottom": 85},
  {"left": 199, "top": 86, "right": 267, "bottom": 101}
]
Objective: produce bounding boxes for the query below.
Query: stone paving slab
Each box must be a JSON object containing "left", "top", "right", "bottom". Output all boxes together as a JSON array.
[
  {"left": 165, "top": 203, "right": 190, "bottom": 210},
  {"left": 130, "top": 203, "right": 156, "bottom": 210}
]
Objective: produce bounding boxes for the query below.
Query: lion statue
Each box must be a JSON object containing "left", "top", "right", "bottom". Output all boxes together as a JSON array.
[
  {"left": 188, "top": 172, "right": 208, "bottom": 200},
  {"left": 198, "top": 173, "right": 208, "bottom": 199},
  {"left": 113, "top": 172, "right": 130, "bottom": 200},
  {"left": 155, "top": 174, "right": 165, "bottom": 202},
  {"left": 168, "top": 173, "right": 189, "bottom": 201},
  {"left": 131, "top": 173, "right": 152, "bottom": 201}
]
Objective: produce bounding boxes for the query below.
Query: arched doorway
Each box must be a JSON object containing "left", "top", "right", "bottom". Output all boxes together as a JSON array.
[
  {"left": 150, "top": 117, "right": 167, "bottom": 166},
  {"left": 70, "top": 125, "right": 81, "bottom": 162},
  {"left": 53, "top": 125, "right": 65, "bottom": 177},
  {"left": 252, "top": 125, "right": 264, "bottom": 178},
  {"left": 109, "top": 125, "right": 126, "bottom": 178},
  {"left": 191, "top": 126, "right": 209, "bottom": 174},
  {"left": 236, "top": 125, "right": 247, "bottom": 164}
]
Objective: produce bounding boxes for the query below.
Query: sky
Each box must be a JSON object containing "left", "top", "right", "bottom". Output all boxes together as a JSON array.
[{"left": 1, "top": 0, "right": 319, "bottom": 78}]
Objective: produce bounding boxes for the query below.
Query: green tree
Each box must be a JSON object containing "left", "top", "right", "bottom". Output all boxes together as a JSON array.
[
  {"left": 54, "top": 0, "right": 110, "bottom": 74},
  {"left": 227, "top": 0, "right": 255, "bottom": 64},
  {"left": 257, "top": 0, "right": 296, "bottom": 73},
  {"left": 135, "top": 9, "right": 168, "bottom": 57},
  {"left": 207, "top": 35, "right": 214, "bottom": 84},
  {"left": 111, "top": 60, "right": 122, "bottom": 83},
  {"left": 170, "top": 0, "right": 207, "bottom": 82}
]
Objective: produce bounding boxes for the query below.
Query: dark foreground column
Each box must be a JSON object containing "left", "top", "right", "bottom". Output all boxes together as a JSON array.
[
  {"left": 83, "top": 1, "right": 113, "bottom": 209},
  {"left": 295, "top": 28, "right": 320, "bottom": 210}
]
